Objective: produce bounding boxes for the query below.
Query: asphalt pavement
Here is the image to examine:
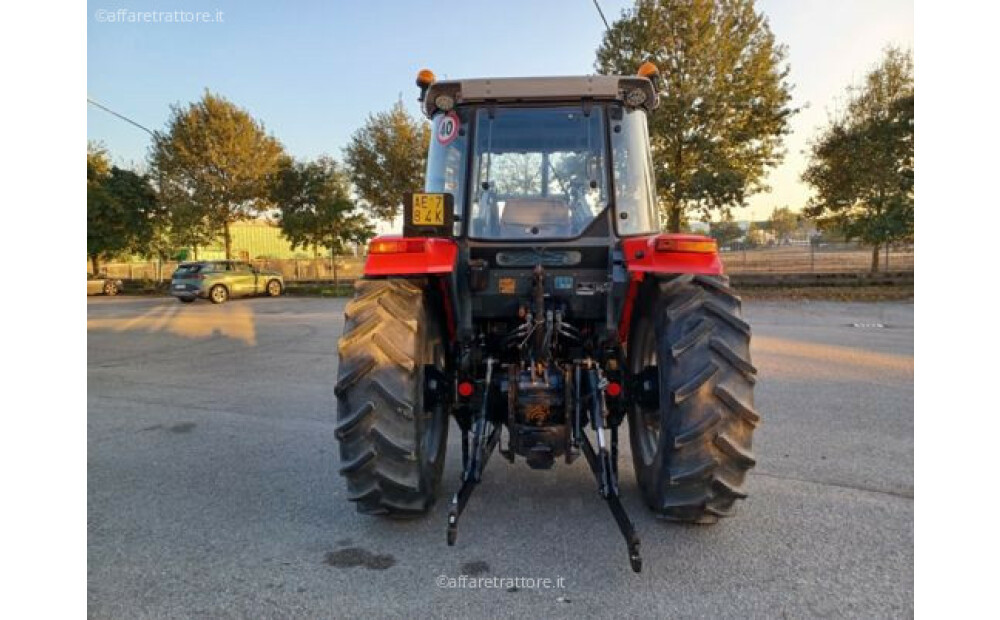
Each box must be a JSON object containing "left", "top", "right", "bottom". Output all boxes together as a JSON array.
[{"left": 87, "top": 294, "right": 913, "bottom": 619}]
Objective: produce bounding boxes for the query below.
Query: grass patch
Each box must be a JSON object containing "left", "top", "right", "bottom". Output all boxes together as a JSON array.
[
  {"left": 285, "top": 283, "right": 355, "bottom": 297},
  {"left": 740, "top": 285, "right": 913, "bottom": 302}
]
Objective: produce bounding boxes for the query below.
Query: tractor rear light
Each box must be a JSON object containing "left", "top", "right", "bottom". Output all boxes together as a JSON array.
[
  {"left": 654, "top": 237, "right": 717, "bottom": 254},
  {"left": 434, "top": 94, "right": 455, "bottom": 111},
  {"left": 457, "top": 381, "right": 475, "bottom": 398},
  {"left": 606, "top": 381, "right": 622, "bottom": 397},
  {"left": 625, "top": 88, "right": 647, "bottom": 107},
  {"left": 369, "top": 238, "right": 427, "bottom": 254}
]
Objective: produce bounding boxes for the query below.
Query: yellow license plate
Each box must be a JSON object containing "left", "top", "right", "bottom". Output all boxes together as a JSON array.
[{"left": 411, "top": 193, "right": 445, "bottom": 226}]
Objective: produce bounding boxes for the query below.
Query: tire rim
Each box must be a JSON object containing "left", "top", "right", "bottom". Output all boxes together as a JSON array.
[
  {"left": 212, "top": 287, "right": 225, "bottom": 302},
  {"left": 632, "top": 316, "right": 661, "bottom": 467},
  {"left": 268, "top": 281, "right": 279, "bottom": 296}
]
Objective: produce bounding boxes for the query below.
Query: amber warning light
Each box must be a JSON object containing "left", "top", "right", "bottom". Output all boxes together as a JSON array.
[
  {"left": 369, "top": 238, "right": 427, "bottom": 254},
  {"left": 654, "top": 237, "right": 718, "bottom": 254}
]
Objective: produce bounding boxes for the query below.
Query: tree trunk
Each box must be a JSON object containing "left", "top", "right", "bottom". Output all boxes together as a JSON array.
[
  {"left": 667, "top": 206, "right": 682, "bottom": 233},
  {"left": 870, "top": 244, "right": 880, "bottom": 274},
  {"left": 90, "top": 254, "right": 101, "bottom": 275},
  {"left": 332, "top": 250, "right": 339, "bottom": 287},
  {"left": 193, "top": 245, "right": 199, "bottom": 261},
  {"left": 223, "top": 221, "right": 232, "bottom": 260}
]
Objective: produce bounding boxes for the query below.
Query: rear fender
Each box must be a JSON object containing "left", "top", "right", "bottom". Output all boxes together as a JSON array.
[
  {"left": 621, "top": 233, "right": 723, "bottom": 277},
  {"left": 363, "top": 236, "right": 458, "bottom": 277},
  {"left": 362, "top": 236, "right": 458, "bottom": 341},
  {"left": 618, "top": 233, "right": 724, "bottom": 343}
]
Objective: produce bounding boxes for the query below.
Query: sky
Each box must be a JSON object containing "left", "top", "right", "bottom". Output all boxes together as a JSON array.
[{"left": 87, "top": 0, "right": 913, "bottom": 220}]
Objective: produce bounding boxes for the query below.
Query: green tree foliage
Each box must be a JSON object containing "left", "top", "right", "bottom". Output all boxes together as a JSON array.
[
  {"left": 803, "top": 47, "right": 913, "bottom": 272},
  {"left": 708, "top": 216, "right": 744, "bottom": 247},
  {"left": 87, "top": 144, "right": 159, "bottom": 274},
  {"left": 344, "top": 101, "right": 430, "bottom": 222},
  {"left": 150, "top": 91, "right": 285, "bottom": 259},
  {"left": 272, "top": 156, "right": 376, "bottom": 272},
  {"left": 595, "top": 0, "right": 796, "bottom": 231},
  {"left": 744, "top": 221, "right": 767, "bottom": 248},
  {"left": 766, "top": 206, "right": 797, "bottom": 240},
  {"left": 87, "top": 141, "right": 110, "bottom": 179}
]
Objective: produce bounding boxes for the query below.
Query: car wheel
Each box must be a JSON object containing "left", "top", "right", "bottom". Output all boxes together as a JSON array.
[
  {"left": 209, "top": 285, "right": 229, "bottom": 304},
  {"left": 103, "top": 281, "right": 118, "bottom": 296},
  {"left": 266, "top": 279, "right": 282, "bottom": 297}
]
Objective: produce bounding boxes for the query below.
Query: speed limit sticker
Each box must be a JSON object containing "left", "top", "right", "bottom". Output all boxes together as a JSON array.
[{"left": 436, "top": 111, "right": 460, "bottom": 145}]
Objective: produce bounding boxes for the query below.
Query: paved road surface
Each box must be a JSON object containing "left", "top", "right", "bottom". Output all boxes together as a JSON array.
[{"left": 88, "top": 295, "right": 913, "bottom": 619}]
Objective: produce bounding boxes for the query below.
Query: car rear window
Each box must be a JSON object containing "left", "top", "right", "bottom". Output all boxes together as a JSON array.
[{"left": 174, "top": 264, "right": 205, "bottom": 276}]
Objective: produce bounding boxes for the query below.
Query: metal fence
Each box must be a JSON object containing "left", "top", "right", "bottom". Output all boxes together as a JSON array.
[
  {"left": 97, "top": 257, "right": 367, "bottom": 282},
  {"left": 720, "top": 243, "right": 914, "bottom": 274},
  {"left": 97, "top": 242, "right": 913, "bottom": 282}
]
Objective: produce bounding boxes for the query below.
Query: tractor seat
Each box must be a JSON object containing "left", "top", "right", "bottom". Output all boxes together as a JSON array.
[{"left": 500, "top": 198, "right": 571, "bottom": 236}]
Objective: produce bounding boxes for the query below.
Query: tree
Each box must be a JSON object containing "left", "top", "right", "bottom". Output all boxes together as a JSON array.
[
  {"left": 767, "top": 206, "right": 797, "bottom": 241},
  {"left": 87, "top": 144, "right": 160, "bottom": 274},
  {"left": 745, "top": 221, "right": 768, "bottom": 248},
  {"left": 273, "top": 156, "right": 375, "bottom": 280},
  {"left": 803, "top": 47, "right": 913, "bottom": 272},
  {"left": 595, "top": 0, "right": 796, "bottom": 231},
  {"left": 708, "top": 216, "right": 744, "bottom": 247},
  {"left": 150, "top": 91, "right": 285, "bottom": 259},
  {"left": 162, "top": 197, "right": 216, "bottom": 261},
  {"left": 344, "top": 101, "right": 430, "bottom": 222}
]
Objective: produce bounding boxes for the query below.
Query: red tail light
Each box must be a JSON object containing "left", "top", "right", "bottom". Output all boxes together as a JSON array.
[
  {"left": 457, "top": 381, "right": 475, "bottom": 398},
  {"left": 654, "top": 237, "right": 717, "bottom": 253},
  {"left": 369, "top": 238, "right": 427, "bottom": 254}
]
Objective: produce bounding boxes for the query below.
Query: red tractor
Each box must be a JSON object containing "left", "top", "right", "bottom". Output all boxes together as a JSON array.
[{"left": 335, "top": 64, "right": 758, "bottom": 572}]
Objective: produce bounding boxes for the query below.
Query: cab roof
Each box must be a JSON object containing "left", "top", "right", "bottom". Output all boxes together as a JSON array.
[{"left": 422, "top": 74, "right": 658, "bottom": 117}]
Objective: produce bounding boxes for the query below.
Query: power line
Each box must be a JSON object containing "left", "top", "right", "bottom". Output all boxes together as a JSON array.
[
  {"left": 592, "top": 0, "right": 611, "bottom": 33},
  {"left": 87, "top": 97, "right": 157, "bottom": 138}
]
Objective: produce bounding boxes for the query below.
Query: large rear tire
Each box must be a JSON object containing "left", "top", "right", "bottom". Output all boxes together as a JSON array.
[
  {"left": 335, "top": 278, "right": 449, "bottom": 517},
  {"left": 628, "top": 274, "right": 759, "bottom": 523}
]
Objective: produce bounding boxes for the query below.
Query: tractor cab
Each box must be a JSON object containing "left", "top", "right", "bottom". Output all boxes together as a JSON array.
[{"left": 421, "top": 72, "right": 661, "bottom": 241}]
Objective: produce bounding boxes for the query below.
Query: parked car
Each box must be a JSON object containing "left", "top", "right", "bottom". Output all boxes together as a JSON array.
[
  {"left": 87, "top": 272, "right": 123, "bottom": 296},
  {"left": 171, "top": 261, "right": 284, "bottom": 304}
]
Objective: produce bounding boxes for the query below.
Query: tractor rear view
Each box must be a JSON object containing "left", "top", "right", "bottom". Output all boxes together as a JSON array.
[{"left": 334, "top": 64, "right": 758, "bottom": 572}]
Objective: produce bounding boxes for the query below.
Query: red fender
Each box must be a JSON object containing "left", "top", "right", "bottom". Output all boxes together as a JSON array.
[
  {"left": 363, "top": 236, "right": 458, "bottom": 276},
  {"left": 362, "top": 236, "right": 458, "bottom": 339},
  {"left": 621, "top": 233, "right": 724, "bottom": 276},
  {"left": 619, "top": 233, "right": 724, "bottom": 343}
]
